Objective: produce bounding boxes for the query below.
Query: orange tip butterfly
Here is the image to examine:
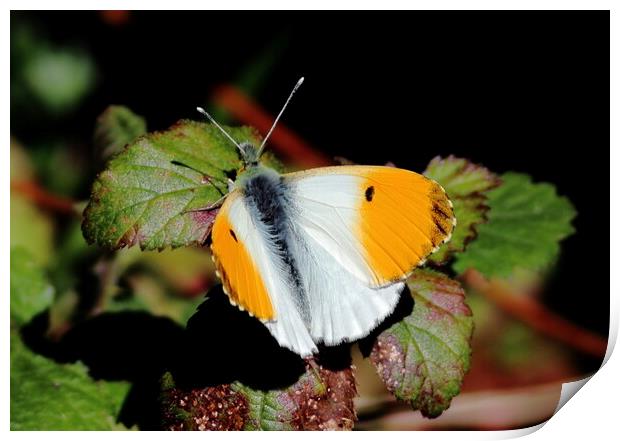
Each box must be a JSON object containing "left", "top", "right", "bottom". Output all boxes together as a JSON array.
[{"left": 197, "top": 77, "right": 455, "bottom": 357}]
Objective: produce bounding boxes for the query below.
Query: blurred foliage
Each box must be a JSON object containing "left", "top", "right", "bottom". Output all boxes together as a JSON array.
[
  {"left": 23, "top": 49, "right": 96, "bottom": 113},
  {"left": 94, "top": 106, "right": 147, "bottom": 162},
  {"left": 11, "top": 140, "right": 54, "bottom": 265},
  {"left": 30, "top": 141, "right": 90, "bottom": 197},
  {"left": 10, "top": 197, "right": 54, "bottom": 266},
  {"left": 11, "top": 22, "right": 97, "bottom": 116},
  {"left": 10, "top": 248, "right": 54, "bottom": 326}
]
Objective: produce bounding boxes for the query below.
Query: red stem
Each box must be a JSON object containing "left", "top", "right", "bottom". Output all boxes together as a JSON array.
[
  {"left": 461, "top": 268, "right": 607, "bottom": 359},
  {"left": 11, "top": 180, "right": 77, "bottom": 216}
]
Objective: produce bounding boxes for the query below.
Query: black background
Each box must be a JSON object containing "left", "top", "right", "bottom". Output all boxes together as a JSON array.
[{"left": 11, "top": 11, "right": 610, "bottom": 339}]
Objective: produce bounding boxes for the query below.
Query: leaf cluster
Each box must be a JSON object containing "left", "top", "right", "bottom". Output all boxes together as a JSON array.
[{"left": 11, "top": 106, "right": 576, "bottom": 430}]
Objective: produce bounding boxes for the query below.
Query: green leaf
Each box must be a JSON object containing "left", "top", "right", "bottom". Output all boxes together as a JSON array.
[
  {"left": 424, "top": 156, "right": 501, "bottom": 264},
  {"left": 23, "top": 48, "right": 97, "bottom": 114},
  {"left": 10, "top": 333, "right": 129, "bottom": 430},
  {"left": 11, "top": 196, "right": 55, "bottom": 267},
  {"left": 370, "top": 269, "right": 473, "bottom": 418},
  {"left": 160, "top": 360, "right": 357, "bottom": 431},
  {"left": 452, "top": 172, "right": 577, "bottom": 278},
  {"left": 10, "top": 141, "right": 54, "bottom": 266},
  {"left": 94, "top": 105, "right": 147, "bottom": 161},
  {"left": 10, "top": 247, "right": 54, "bottom": 327},
  {"left": 10, "top": 137, "right": 35, "bottom": 181},
  {"left": 83, "top": 120, "right": 261, "bottom": 251}
]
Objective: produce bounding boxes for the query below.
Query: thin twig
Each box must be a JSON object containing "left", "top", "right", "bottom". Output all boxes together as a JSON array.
[
  {"left": 461, "top": 268, "right": 607, "bottom": 359},
  {"left": 356, "top": 377, "right": 579, "bottom": 430},
  {"left": 11, "top": 180, "right": 78, "bottom": 216}
]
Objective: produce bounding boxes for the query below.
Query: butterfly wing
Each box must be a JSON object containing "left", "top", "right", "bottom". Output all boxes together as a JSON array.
[
  {"left": 210, "top": 189, "right": 317, "bottom": 355},
  {"left": 210, "top": 190, "right": 275, "bottom": 320},
  {"left": 283, "top": 165, "right": 455, "bottom": 287}
]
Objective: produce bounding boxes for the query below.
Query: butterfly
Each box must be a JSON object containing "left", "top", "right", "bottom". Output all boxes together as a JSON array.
[{"left": 197, "top": 78, "right": 455, "bottom": 357}]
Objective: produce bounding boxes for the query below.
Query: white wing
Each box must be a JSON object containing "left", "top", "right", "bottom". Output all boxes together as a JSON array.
[{"left": 285, "top": 226, "right": 404, "bottom": 346}]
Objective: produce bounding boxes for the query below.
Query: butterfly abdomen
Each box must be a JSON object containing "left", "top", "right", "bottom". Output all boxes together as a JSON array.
[{"left": 242, "top": 169, "right": 311, "bottom": 325}]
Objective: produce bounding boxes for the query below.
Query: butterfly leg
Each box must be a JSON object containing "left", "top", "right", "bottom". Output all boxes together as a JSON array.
[{"left": 184, "top": 192, "right": 229, "bottom": 213}]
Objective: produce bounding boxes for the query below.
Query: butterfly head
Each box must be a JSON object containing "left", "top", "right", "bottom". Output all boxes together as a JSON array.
[{"left": 238, "top": 141, "right": 261, "bottom": 168}]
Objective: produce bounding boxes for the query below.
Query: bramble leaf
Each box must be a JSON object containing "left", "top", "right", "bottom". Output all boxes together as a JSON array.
[
  {"left": 94, "top": 105, "right": 147, "bottom": 161},
  {"left": 452, "top": 172, "right": 576, "bottom": 278},
  {"left": 160, "top": 359, "right": 357, "bottom": 431},
  {"left": 10, "top": 247, "right": 54, "bottom": 327},
  {"left": 82, "top": 120, "right": 261, "bottom": 250},
  {"left": 10, "top": 333, "right": 129, "bottom": 430},
  {"left": 370, "top": 269, "right": 473, "bottom": 418},
  {"left": 424, "top": 156, "right": 501, "bottom": 264}
]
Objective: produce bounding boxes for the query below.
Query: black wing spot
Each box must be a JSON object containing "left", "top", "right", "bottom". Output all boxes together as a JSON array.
[
  {"left": 229, "top": 229, "right": 238, "bottom": 242},
  {"left": 365, "top": 186, "right": 375, "bottom": 202}
]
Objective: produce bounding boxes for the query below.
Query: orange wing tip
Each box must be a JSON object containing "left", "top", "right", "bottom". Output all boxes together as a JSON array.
[{"left": 430, "top": 177, "right": 457, "bottom": 241}]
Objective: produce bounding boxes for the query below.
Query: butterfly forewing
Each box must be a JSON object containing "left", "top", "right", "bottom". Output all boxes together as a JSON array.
[{"left": 284, "top": 165, "right": 455, "bottom": 287}]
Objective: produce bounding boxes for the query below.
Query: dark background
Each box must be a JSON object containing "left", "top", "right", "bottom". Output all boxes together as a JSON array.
[{"left": 11, "top": 10, "right": 609, "bottom": 338}]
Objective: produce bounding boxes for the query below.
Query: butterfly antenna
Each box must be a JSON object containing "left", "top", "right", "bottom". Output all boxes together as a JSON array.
[
  {"left": 196, "top": 107, "right": 243, "bottom": 153},
  {"left": 257, "top": 76, "right": 304, "bottom": 157}
]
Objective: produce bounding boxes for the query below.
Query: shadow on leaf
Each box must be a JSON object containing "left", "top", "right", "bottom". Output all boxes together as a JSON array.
[
  {"left": 171, "top": 285, "right": 306, "bottom": 390},
  {"left": 20, "top": 284, "right": 362, "bottom": 429}
]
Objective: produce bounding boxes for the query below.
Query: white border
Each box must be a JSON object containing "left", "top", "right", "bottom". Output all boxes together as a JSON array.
[{"left": 4, "top": 3, "right": 616, "bottom": 439}]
